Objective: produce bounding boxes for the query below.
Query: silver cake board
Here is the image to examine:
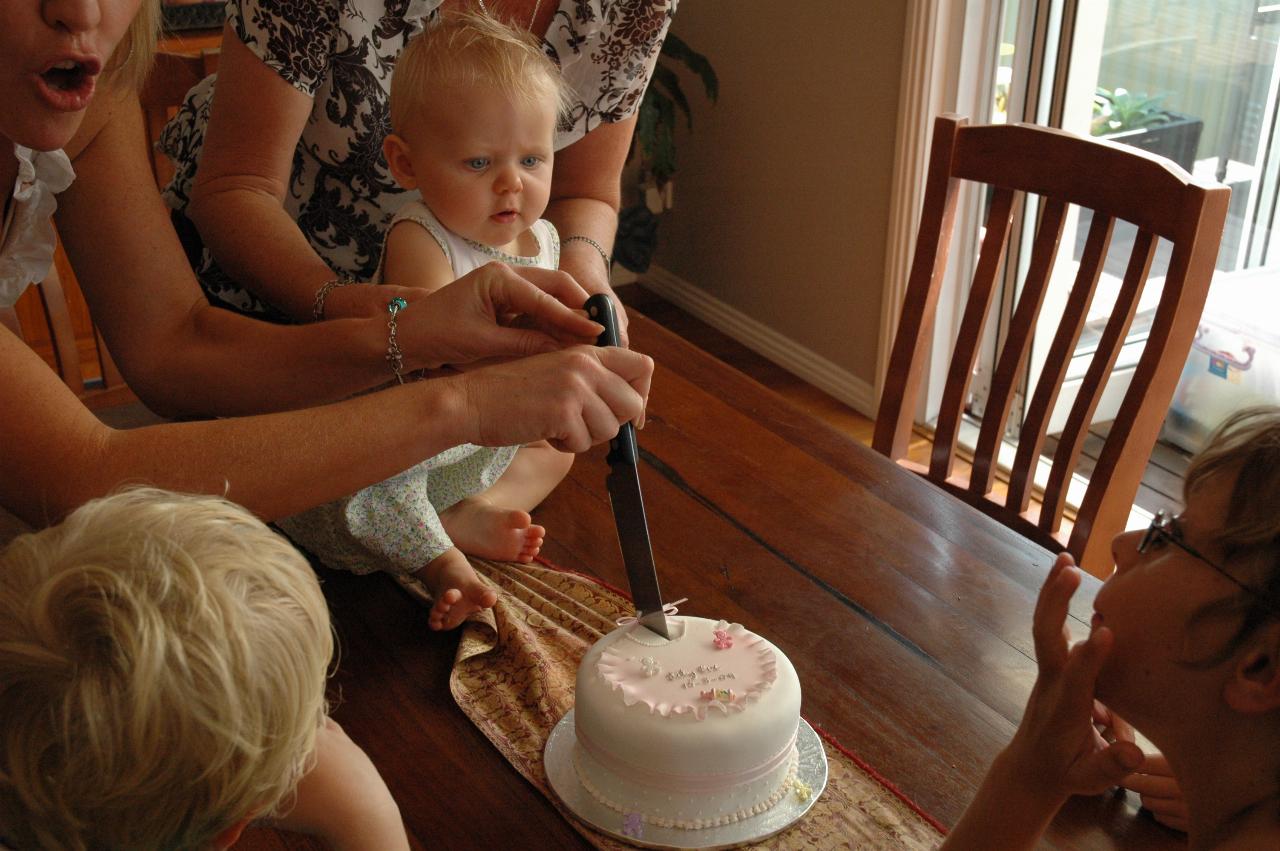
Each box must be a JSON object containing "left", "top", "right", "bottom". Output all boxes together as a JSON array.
[{"left": 544, "top": 709, "right": 827, "bottom": 850}]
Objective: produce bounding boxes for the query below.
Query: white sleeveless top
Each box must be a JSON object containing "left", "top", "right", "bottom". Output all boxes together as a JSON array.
[
  {"left": 373, "top": 200, "right": 559, "bottom": 282},
  {"left": 0, "top": 146, "right": 75, "bottom": 309}
]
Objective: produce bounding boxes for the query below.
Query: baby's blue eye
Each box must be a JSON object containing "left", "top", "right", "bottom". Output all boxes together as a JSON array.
[
  {"left": 466, "top": 158, "right": 489, "bottom": 171},
  {"left": 521, "top": 155, "right": 542, "bottom": 168}
]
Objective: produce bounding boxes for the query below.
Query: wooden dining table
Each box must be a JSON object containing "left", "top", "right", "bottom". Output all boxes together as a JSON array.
[{"left": 240, "top": 309, "right": 1183, "bottom": 850}]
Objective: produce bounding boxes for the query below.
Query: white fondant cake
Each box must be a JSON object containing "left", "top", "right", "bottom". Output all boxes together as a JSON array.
[{"left": 573, "top": 615, "right": 802, "bottom": 829}]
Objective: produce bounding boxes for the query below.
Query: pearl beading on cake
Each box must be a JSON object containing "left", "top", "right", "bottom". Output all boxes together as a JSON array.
[{"left": 573, "top": 747, "right": 800, "bottom": 830}]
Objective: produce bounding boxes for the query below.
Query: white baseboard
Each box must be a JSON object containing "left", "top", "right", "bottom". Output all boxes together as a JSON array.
[{"left": 632, "top": 266, "right": 878, "bottom": 417}]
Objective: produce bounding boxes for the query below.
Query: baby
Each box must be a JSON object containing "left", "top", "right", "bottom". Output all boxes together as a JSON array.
[
  {"left": 0, "top": 489, "right": 407, "bottom": 850},
  {"left": 279, "top": 11, "right": 576, "bottom": 630},
  {"left": 943, "top": 406, "right": 1280, "bottom": 849}
]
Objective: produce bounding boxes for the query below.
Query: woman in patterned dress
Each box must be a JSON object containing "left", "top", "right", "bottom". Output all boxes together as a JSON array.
[
  {"left": 162, "top": 0, "right": 677, "bottom": 347},
  {"left": 2, "top": 0, "right": 653, "bottom": 534}
]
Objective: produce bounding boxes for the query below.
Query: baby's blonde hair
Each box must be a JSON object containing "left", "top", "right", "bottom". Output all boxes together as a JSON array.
[
  {"left": 390, "top": 9, "right": 572, "bottom": 135},
  {"left": 0, "top": 488, "right": 333, "bottom": 850},
  {"left": 105, "top": 0, "right": 160, "bottom": 93}
]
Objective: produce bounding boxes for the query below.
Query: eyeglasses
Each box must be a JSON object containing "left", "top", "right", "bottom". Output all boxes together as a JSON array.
[{"left": 1139, "top": 510, "right": 1278, "bottom": 613}]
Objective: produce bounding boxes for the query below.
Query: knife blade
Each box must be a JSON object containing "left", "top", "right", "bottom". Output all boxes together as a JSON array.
[{"left": 587, "top": 294, "right": 670, "bottom": 639}]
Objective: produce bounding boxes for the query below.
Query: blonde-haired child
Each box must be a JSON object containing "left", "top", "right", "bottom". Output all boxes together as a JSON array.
[
  {"left": 279, "top": 10, "right": 577, "bottom": 630},
  {"left": 943, "top": 406, "right": 1280, "bottom": 849},
  {"left": 0, "top": 488, "right": 408, "bottom": 850}
]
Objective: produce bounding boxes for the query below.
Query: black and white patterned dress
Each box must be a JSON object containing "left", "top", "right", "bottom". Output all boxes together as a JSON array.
[{"left": 160, "top": 0, "right": 677, "bottom": 320}]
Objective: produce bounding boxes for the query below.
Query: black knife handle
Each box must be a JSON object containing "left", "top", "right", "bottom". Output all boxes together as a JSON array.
[
  {"left": 586, "top": 292, "right": 621, "bottom": 348},
  {"left": 586, "top": 294, "right": 638, "bottom": 466}
]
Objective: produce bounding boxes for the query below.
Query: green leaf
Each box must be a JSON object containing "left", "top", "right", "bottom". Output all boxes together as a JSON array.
[
  {"left": 651, "top": 63, "right": 693, "bottom": 130},
  {"left": 636, "top": 95, "right": 659, "bottom": 153},
  {"left": 659, "top": 32, "right": 719, "bottom": 102},
  {"left": 650, "top": 94, "right": 678, "bottom": 183},
  {"left": 1091, "top": 87, "right": 1174, "bottom": 134}
]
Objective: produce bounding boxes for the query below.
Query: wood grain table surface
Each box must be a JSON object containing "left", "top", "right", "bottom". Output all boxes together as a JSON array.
[{"left": 239, "top": 309, "right": 1183, "bottom": 850}]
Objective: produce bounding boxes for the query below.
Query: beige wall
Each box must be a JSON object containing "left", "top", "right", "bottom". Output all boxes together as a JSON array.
[{"left": 650, "top": 2, "right": 909, "bottom": 390}]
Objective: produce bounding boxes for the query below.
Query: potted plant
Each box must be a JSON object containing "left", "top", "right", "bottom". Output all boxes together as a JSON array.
[
  {"left": 613, "top": 33, "right": 718, "bottom": 274},
  {"left": 1091, "top": 87, "right": 1203, "bottom": 172}
]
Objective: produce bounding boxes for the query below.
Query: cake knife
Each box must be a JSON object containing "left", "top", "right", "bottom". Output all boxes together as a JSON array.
[{"left": 587, "top": 294, "right": 670, "bottom": 640}]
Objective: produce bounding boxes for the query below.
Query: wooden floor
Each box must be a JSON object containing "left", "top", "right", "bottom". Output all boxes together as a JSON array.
[{"left": 616, "top": 282, "right": 1189, "bottom": 522}]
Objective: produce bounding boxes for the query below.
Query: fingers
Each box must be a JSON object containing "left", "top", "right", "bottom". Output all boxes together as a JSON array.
[
  {"left": 1067, "top": 738, "right": 1144, "bottom": 795},
  {"left": 1032, "top": 553, "right": 1081, "bottom": 672},
  {"left": 594, "top": 346, "right": 653, "bottom": 428},
  {"left": 1122, "top": 769, "right": 1181, "bottom": 799},
  {"left": 547, "top": 348, "right": 652, "bottom": 452},
  {"left": 1093, "top": 700, "right": 1136, "bottom": 744},
  {"left": 488, "top": 266, "right": 602, "bottom": 339},
  {"left": 475, "top": 324, "right": 569, "bottom": 359},
  {"left": 1062, "top": 625, "right": 1112, "bottom": 708},
  {"left": 1126, "top": 754, "right": 1190, "bottom": 832},
  {"left": 1137, "top": 751, "right": 1175, "bottom": 777},
  {"left": 1141, "top": 796, "right": 1190, "bottom": 833},
  {"left": 518, "top": 264, "right": 592, "bottom": 305}
]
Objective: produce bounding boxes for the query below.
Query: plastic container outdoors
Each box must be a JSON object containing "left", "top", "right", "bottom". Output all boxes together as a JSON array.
[{"left": 1163, "top": 266, "right": 1280, "bottom": 453}]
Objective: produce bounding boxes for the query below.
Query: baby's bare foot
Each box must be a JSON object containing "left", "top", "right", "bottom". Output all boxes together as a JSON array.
[
  {"left": 416, "top": 549, "right": 498, "bottom": 631},
  {"left": 440, "top": 497, "right": 545, "bottom": 563}
]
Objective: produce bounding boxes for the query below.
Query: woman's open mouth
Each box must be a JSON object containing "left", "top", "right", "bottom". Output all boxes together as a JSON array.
[{"left": 36, "top": 57, "right": 101, "bottom": 111}]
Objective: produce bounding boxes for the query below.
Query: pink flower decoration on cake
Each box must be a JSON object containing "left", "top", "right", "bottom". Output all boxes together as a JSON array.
[
  {"left": 622, "top": 812, "right": 644, "bottom": 838},
  {"left": 712, "top": 629, "right": 733, "bottom": 649}
]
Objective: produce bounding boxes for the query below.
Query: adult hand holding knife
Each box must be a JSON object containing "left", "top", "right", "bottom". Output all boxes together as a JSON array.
[{"left": 586, "top": 294, "right": 671, "bottom": 640}]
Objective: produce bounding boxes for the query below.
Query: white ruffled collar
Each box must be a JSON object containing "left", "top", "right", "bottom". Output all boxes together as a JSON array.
[
  {"left": 0, "top": 145, "right": 75, "bottom": 309},
  {"left": 404, "top": 0, "right": 442, "bottom": 37}
]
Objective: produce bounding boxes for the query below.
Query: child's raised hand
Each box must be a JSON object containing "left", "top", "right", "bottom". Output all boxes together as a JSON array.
[
  {"left": 1091, "top": 703, "right": 1189, "bottom": 830},
  {"left": 1122, "top": 752, "right": 1190, "bottom": 831},
  {"left": 942, "top": 554, "right": 1147, "bottom": 850},
  {"left": 1005, "top": 553, "right": 1145, "bottom": 801}
]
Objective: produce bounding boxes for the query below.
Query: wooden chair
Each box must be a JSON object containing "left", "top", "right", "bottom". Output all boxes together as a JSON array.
[
  {"left": 140, "top": 49, "right": 215, "bottom": 189},
  {"left": 3, "top": 234, "right": 136, "bottom": 410},
  {"left": 873, "top": 114, "right": 1230, "bottom": 576}
]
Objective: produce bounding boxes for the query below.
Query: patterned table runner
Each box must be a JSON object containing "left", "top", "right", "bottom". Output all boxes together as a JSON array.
[{"left": 449, "top": 558, "right": 947, "bottom": 849}]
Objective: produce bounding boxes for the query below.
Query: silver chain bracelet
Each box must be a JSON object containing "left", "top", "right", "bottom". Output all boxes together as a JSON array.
[
  {"left": 562, "top": 235, "right": 612, "bottom": 275},
  {"left": 386, "top": 297, "right": 409, "bottom": 384},
  {"left": 312, "top": 276, "right": 358, "bottom": 321}
]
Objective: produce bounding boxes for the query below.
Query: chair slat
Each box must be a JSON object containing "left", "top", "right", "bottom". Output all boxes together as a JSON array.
[
  {"left": 928, "top": 187, "right": 1015, "bottom": 481},
  {"left": 874, "top": 122, "right": 965, "bottom": 462},
  {"left": 1007, "top": 213, "right": 1113, "bottom": 513},
  {"left": 970, "top": 198, "right": 1068, "bottom": 497},
  {"left": 1039, "top": 231, "right": 1155, "bottom": 533},
  {"left": 34, "top": 265, "right": 86, "bottom": 395}
]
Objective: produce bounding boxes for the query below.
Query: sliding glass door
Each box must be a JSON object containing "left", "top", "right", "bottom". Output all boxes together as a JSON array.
[{"left": 979, "top": 0, "right": 1280, "bottom": 449}]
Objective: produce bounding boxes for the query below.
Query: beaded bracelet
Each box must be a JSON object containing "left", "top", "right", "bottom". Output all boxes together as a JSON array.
[
  {"left": 312, "top": 276, "right": 358, "bottom": 321},
  {"left": 386, "top": 297, "right": 409, "bottom": 384},
  {"left": 562, "top": 235, "right": 612, "bottom": 275}
]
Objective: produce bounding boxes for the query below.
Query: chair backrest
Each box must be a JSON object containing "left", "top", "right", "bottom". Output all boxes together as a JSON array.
[
  {"left": 3, "top": 236, "right": 135, "bottom": 410},
  {"left": 873, "top": 114, "right": 1230, "bottom": 576},
  {"left": 140, "top": 49, "right": 215, "bottom": 188}
]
